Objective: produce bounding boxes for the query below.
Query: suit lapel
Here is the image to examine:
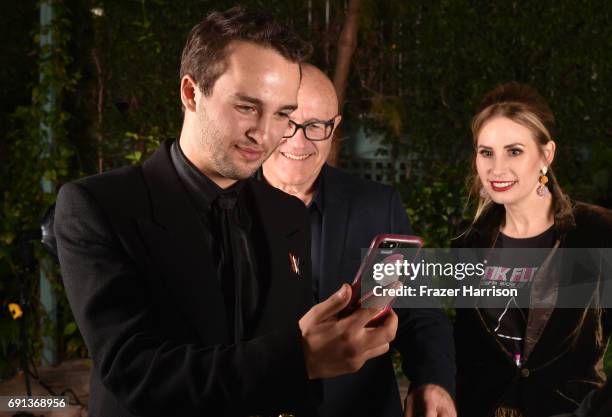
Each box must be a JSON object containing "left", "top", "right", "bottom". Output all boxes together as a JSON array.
[
  {"left": 246, "top": 180, "right": 312, "bottom": 336},
  {"left": 523, "top": 243, "right": 603, "bottom": 363},
  {"left": 138, "top": 141, "right": 229, "bottom": 344},
  {"left": 320, "top": 165, "right": 351, "bottom": 300},
  {"left": 522, "top": 240, "right": 561, "bottom": 361}
]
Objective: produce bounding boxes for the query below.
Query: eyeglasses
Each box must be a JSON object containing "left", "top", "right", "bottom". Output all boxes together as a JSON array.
[{"left": 282, "top": 115, "right": 340, "bottom": 141}]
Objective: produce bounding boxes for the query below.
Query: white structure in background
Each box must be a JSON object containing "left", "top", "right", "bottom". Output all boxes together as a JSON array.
[{"left": 339, "top": 127, "right": 412, "bottom": 184}]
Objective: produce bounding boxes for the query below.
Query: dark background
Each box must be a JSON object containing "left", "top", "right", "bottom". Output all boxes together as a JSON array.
[{"left": 1, "top": 0, "right": 610, "bottom": 380}]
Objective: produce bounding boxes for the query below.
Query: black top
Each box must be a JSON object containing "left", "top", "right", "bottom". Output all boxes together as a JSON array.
[
  {"left": 170, "top": 140, "right": 261, "bottom": 342},
  {"left": 480, "top": 225, "right": 556, "bottom": 408},
  {"left": 498, "top": 225, "right": 556, "bottom": 248},
  {"left": 308, "top": 176, "right": 324, "bottom": 303},
  {"left": 480, "top": 226, "right": 556, "bottom": 359}
]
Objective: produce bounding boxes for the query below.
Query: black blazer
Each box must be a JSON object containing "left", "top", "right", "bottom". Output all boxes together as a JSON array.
[
  {"left": 453, "top": 202, "right": 612, "bottom": 417},
  {"left": 314, "top": 165, "right": 455, "bottom": 417},
  {"left": 55, "top": 140, "right": 318, "bottom": 417}
]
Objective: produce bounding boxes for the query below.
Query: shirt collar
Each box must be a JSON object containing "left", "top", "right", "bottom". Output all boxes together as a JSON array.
[
  {"left": 170, "top": 139, "right": 244, "bottom": 212},
  {"left": 308, "top": 172, "right": 324, "bottom": 212}
]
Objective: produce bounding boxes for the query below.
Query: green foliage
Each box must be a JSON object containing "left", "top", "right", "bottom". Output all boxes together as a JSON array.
[
  {"left": 339, "top": 0, "right": 611, "bottom": 244},
  {"left": 404, "top": 170, "right": 470, "bottom": 247},
  {"left": 0, "top": 0, "right": 79, "bottom": 379}
]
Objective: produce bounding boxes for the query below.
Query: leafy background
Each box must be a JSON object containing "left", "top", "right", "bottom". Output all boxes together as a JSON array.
[{"left": 1, "top": 0, "right": 610, "bottom": 380}]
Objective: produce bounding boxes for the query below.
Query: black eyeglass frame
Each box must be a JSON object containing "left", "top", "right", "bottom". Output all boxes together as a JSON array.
[{"left": 282, "top": 115, "right": 341, "bottom": 141}]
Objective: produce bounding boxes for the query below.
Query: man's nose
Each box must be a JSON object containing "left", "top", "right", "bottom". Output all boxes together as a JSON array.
[
  {"left": 287, "top": 127, "right": 309, "bottom": 150},
  {"left": 246, "top": 116, "right": 274, "bottom": 145}
]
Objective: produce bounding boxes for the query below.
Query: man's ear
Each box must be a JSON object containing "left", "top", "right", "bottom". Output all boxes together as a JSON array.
[
  {"left": 331, "top": 114, "right": 342, "bottom": 137},
  {"left": 180, "top": 75, "right": 198, "bottom": 112},
  {"left": 543, "top": 140, "right": 556, "bottom": 166}
]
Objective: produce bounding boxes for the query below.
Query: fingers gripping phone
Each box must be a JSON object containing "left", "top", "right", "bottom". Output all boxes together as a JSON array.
[{"left": 338, "top": 234, "right": 423, "bottom": 326}]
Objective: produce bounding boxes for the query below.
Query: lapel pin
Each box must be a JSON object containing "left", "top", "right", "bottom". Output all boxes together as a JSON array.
[{"left": 289, "top": 253, "right": 301, "bottom": 276}]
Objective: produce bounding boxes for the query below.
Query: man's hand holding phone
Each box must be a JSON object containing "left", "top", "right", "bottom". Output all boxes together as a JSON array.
[
  {"left": 299, "top": 283, "right": 398, "bottom": 380},
  {"left": 339, "top": 234, "right": 423, "bottom": 326}
]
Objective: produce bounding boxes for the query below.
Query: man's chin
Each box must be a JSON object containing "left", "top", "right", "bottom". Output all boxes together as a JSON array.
[{"left": 220, "top": 162, "right": 261, "bottom": 181}]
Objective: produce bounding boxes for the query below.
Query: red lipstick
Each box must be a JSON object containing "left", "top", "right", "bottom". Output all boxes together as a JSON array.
[{"left": 490, "top": 181, "right": 517, "bottom": 192}]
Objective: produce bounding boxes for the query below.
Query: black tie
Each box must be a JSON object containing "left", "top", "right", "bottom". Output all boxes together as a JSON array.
[{"left": 212, "top": 192, "right": 259, "bottom": 342}]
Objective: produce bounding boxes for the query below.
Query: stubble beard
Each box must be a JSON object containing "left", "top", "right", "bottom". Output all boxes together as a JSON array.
[{"left": 198, "top": 111, "right": 268, "bottom": 181}]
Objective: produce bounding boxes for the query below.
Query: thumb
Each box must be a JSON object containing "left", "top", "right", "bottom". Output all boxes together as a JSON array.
[
  {"left": 404, "top": 392, "right": 415, "bottom": 417},
  {"left": 311, "top": 283, "right": 353, "bottom": 322}
]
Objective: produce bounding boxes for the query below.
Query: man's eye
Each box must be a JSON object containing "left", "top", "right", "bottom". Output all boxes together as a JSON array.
[
  {"left": 479, "top": 149, "right": 492, "bottom": 157},
  {"left": 276, "top": 112, "right": 290, "bottom": 119},
  {"left": 236, "top": 105, "right": 256, "bottom": 114}
]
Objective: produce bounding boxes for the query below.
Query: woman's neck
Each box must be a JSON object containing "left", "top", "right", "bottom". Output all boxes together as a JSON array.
[{"left": 501, "top": 193, "right": 554, "bottom": 238}]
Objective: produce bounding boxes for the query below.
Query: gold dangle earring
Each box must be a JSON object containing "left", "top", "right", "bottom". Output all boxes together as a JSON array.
[{"left": 536, "top": 166, "right": 550, "bottom": 196}]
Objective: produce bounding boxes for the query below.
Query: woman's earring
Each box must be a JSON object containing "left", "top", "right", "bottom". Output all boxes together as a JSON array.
[
  {"left": 536, "top": 166, "right": 550, "bottom": 196},
  {"left": 480, "top": 186, "right": 489, "bottom": 199}
]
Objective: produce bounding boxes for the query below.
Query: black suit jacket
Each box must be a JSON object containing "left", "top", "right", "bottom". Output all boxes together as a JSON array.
[
  {"left": 314, "top": 165, "right": 455, "bottom": 417},
  {"left": 55, "top": 140, "right": 318, "bottom": 417}
]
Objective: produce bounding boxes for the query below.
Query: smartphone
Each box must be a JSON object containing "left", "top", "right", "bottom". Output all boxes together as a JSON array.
[{"left": 338, "top": 234, "right": 423, "bottom": 326}]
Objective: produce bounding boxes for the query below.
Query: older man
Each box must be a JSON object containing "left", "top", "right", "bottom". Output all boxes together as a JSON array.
[{"left": 262, "top": 64, "right": 457, "bottom": 417}]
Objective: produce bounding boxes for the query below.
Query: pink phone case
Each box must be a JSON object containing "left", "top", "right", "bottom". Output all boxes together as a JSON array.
[{"left": 338, "top": 234, "right": 423, "bottom": 325}]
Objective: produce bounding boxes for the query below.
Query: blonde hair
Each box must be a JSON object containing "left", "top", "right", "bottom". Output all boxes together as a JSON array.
[{"left": 468, "top": 82, "right": 574, "bottom": 232}]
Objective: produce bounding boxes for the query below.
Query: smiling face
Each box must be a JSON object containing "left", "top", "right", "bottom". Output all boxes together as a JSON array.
[
  {"left": 262, "top": 65, "right": 341, "bottom": 193},
  {"left": 179, "top": 41, "right": 300, "bottom": 188},
  {"left": 476, "top": 116, "right": 555, "bottom": 207}
]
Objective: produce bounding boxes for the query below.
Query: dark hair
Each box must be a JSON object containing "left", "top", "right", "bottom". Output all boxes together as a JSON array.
[
  {"left": 468, "top": 81, "right": 575, "bottom": 232},
  {"left": 180, "top": 6, "right": 312, "bottom": 95}
]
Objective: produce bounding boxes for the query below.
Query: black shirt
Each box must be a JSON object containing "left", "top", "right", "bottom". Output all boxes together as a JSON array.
[
  {"left": 308, "top": 177, "right": 324, "bottom": 303},
  {"left": 480, "top": 225, "right": 556, "bottom": 408},
  {"left": 170, "top": 139, "right": 261, "bottom": 342}
]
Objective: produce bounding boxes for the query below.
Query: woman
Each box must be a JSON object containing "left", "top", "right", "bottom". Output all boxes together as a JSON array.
[{"left": 453, "top": 82, "right": 611, "bottom": 417}]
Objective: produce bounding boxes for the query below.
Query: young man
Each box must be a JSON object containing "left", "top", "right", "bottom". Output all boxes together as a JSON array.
[
  {"left": 262, "top": 64, "right": 457, "bottom": 417},
  {"left": 55, "top": 9, "right": 397, "bottom": 417}
]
